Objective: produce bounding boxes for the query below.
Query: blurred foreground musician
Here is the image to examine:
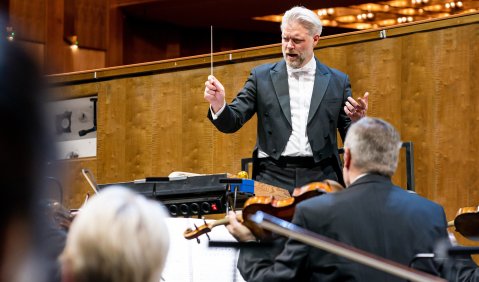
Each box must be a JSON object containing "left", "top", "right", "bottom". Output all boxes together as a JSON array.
[
  {"left": 227, "top": 117, "right": 449, "bottom": 281},
  {"left": 0, "top": 38, "right": 63, "bottom": 282},
  {"left": 60, "top": 187, "right": 170, "bottom": 282}
]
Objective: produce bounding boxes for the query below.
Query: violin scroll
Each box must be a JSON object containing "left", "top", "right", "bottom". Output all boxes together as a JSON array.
[{"left": 183, "top": 218, "right": 229, "bottom": 242}]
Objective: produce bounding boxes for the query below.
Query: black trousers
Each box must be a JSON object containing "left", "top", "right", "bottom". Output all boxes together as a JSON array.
[{"left": 254, "top": 156, "right": 340, "bottom": 194}]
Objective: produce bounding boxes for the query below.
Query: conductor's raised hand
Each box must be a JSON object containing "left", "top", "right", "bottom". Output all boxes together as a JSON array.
[
  {"left": 226, "top": 211, "right": 256, "bottom": 242},
  {"left": 344, "top": 92, "right": 369, "bottom": 122},
  {"left": 204, "top": 75, "right": 226, "bottom": 113}
]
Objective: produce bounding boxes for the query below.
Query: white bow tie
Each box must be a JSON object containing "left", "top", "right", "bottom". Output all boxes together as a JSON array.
[{"left": 289, "top": 66, "right": 314, "bottom": 76}]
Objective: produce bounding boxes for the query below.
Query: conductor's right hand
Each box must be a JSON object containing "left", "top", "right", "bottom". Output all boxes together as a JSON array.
[{"left": 204, "top": 75, "right": 225, "bottom": 114}]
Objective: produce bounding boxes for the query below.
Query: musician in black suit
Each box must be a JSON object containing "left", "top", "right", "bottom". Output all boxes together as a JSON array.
[
  {"left": 227, "top": 117, "right": 449, "bottom": 281},
  {"left": 204, "top": 6, "right": 368, "bottom": 192}
]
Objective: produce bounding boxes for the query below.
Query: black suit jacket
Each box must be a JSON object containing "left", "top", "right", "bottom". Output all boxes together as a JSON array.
[
  {"left": 237, "top": 174, "right": 448, "bottom": 282},
  {"left": 208, "top": 58, "right": 352, "bottom": 167},
  {"left": 445, "top": 256, "right": 479, "bottom": 282}
]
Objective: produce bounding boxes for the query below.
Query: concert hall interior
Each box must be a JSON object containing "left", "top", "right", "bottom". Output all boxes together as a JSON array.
[{"left": 1, "top": 0, "right": 479, "bottom": 281}]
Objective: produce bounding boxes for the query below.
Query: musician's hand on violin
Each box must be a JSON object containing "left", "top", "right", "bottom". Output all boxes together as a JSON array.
[
  {"left": 345, "top": 92, "right": 369, "bottom": 122},
  {"left": 226, "top": 211, "right": 256, "bottom": 242},
  {"left": 204, "top": 75, "right": 226, "bottom": 114}
]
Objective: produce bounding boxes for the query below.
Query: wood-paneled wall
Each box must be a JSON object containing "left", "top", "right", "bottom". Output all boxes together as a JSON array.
[
  {"left": 8, "top": 0, "right": 107, "bottom": 73},
  {"left": 51, "top": 14, "right": 478, "bottom": 234}
]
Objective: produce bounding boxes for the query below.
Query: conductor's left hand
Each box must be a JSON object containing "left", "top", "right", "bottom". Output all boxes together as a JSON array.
[{"left": 344, "top": 92, "right": 369, "bottom": 122}]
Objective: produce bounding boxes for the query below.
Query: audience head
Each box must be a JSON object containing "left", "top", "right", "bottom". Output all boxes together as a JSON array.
[
  {"left": 60, "top": 187, "right": 170, "bottom": 282},
  {"left": 343, "top": 117, "right": 402, "bottom": 185}
]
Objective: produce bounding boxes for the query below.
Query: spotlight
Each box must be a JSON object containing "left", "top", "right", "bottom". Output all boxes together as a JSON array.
[
  {"left": 64, "top": 35, "right": 79, "bottom": 50},
  {"left": 6, "top": 26, "right": 14, "bottom": 41}
]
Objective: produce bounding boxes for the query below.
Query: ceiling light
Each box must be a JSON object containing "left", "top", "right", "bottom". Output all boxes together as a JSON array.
[
  {"left": 356, "top": 23, "right": 372, "bottom": 29},
  {"left": 252, "top": 0, "right": 477, "bottom": 31},
  {"left": 336, "top": 15, "right": 358, "bottom": 23},
  {"left": 398, "top": 8, "right": 417, "bottom": 15},
  {"left": 379, "top": 19, "right": 397, "bottom": 26},
  {"left": 388, "top": 0, "right": 411, "bottom": 8},
  {"left": 424, "top": 5, "right": 444, "bottom": 11},
  {"left": 318, "top": 9, "right": 328, "bottom": 16}
]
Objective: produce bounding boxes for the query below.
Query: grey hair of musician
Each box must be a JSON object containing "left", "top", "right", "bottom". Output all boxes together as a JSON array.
[
  {"left": 60, "top": 186, "right": 170, "bottom": 282},
  {"left": 281, "top": 6, "right": 323, "bottom": 37},
  {"left": 344, "top": 117, "right": 402, "bottom": 177}
]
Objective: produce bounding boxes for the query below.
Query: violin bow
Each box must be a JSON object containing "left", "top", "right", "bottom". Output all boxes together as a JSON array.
[
  {"left": 81, "top": 168, "right": 98, "bottom": 194},
  {"left": 250, "top": 211, "right": 446, "bottom": 282}
]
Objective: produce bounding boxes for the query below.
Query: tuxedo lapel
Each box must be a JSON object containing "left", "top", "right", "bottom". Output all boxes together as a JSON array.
[
  {"left": 308, "top": 59, "right": 331, "bottom": 124},
  {"left": 271, "top": 61, "right": 292, "bottom": 127}
]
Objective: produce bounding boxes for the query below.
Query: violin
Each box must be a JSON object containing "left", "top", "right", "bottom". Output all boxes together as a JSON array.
[
  {"left": 448, "top": 205, "right": 479, "bottom": 241},
  {"left": 183, "top": 179, "right": 343, "bottom": 241}
]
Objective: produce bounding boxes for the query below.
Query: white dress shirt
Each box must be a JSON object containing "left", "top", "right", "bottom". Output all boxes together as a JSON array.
[
  {"left": 211, "top": 57, "right": 317, "bottom": 158},
  {"left": 276, "top": 57, "right": 316, "bottom": 157}
]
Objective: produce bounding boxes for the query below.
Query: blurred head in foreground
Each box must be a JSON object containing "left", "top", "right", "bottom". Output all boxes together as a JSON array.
[
  {"left": 0, "top": 36, "right": 51, "bottom": 281},
  {"left": 60, "top": 187, "right": 170, "bottom": 282}
]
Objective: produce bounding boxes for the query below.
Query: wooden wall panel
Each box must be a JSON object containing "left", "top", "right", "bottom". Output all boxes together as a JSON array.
[
  {"left": 210, "top": 62, "right": 260, "bottom": 174},
  {"left": 469, "top": 23, "right": 479, "bottom": 211},
  {"left": 150, "top": 72, "right": 183, "bottom": 175},
  {"left": 178, "top": 69, "right": 214, "bottom": 174},
  {"left": 69, "top": 48, "right": 106, "bottom": 72},
  {"left": 399, "top": 31, "right": 436, "bottom": 200},
  {"left": 52, "top": 82, "right": 99, "bottom": 100},
  {"left": 98, "top": 79, "right": 127, "bottom": 182},
  {"left": 9, "top": 0, "right": 106, "bottom": 73},
  {"left": 75, "top": 0, "right": 107, "bottom": 50},
  {"left": 45, "top": 0, "right": 65, "bottom": 74},
  {"left": 395, "top": 25, "right": 479, "bottom": 218},
  {"left": 9, "top": 0, "right": 45, "bottom": 42},
  {"left": 124, "top": 77, "right": 155, "bottom": 179},
  {"left": 106, "top": 2, "right": 124, "bottom": 67},
  {"left": 52, "top": 157, "right": 97, "bottom": 209},
  {"left": 17, "top": 41, "right": 44, "bottom": 67},
  {"left": 53, "top": 16, "right": 479, "bottom": 235}
]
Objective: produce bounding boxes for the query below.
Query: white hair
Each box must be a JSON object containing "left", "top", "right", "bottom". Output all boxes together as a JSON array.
[
  {"left": 60, "top": 186, "right": 170, "bottom": 282},
  {"left": 281, "top": 6, "right": 323, "bottom": 37},
  {"left": 344, "top": 117, "right": 402, "bottom": 177}
]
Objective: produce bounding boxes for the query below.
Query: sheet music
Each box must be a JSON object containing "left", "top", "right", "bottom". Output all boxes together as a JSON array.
[{"left": 161, "top": 218, "right": 245, "bottom": 282}]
